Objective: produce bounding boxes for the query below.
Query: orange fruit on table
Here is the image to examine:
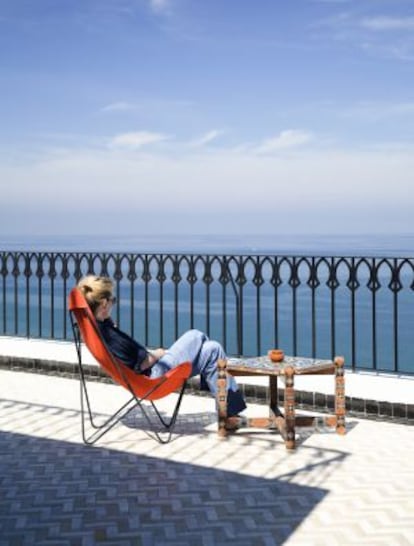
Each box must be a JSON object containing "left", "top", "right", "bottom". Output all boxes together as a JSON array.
[{"left": 268, "top": 349, "right": 284, "bottom": 362}]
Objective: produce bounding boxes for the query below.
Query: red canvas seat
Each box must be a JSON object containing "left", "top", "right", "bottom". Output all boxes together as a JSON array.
[{"left": 68, "top": 287, "right": 192, "bottom": 444}]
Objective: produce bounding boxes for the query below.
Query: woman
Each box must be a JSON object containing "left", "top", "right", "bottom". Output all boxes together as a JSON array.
[{"left": 77, "top": 275, "right": 247, "bottom": 428}]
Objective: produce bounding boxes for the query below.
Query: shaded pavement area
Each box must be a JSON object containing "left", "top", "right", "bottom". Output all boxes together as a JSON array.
[{"left": 0, "top": 370, "right": 413, "bottom": 545}]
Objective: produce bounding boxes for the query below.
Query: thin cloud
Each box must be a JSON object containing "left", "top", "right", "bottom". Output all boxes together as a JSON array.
[
  {"left": 361, "top": 16, "right": 414, "bottom": 31},
  {"left": 313, "top": 10, "right": 414, "bottom": 62},
  {"left": 149, "top": 0, "right": 171, "bottom": 15},
  {"left": 101, "top": 102, "right": 136, "bottom": 113},
  {"left": 108, "top": 131, "right": 169, "bottom": 149},
  {"left": 361, "top": 41, "right": 414, "bottom": 62},
  {"left": 189, "top": 130, "right": 224, "bottom": 147},
  {"left": 254, "top": 130, "right": 313, "bottom": 154},
  {"left": 100, "top": 98, "right": 195, "bottom": 119},
  {"left": 339, "top": 101, "right": 414, "bottom": 121}
]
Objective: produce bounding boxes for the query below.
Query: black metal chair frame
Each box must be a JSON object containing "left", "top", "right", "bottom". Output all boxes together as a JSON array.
[{"left": 69, "top": 310, "right": 188, "bottom": 445}]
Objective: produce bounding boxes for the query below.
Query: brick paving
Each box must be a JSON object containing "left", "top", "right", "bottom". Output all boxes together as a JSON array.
[{"left": 0, "top": 369, "right": 413, "bottom": 545}]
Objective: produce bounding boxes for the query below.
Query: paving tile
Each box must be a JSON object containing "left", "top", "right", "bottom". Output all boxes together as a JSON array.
[{"left": 0, "top": 370, "right": 413, "bottom": 546}]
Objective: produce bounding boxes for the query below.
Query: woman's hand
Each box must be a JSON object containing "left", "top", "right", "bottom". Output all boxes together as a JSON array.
[
  {"left": 142, "top": 348, "right": 166, "bottom": 369},
  {"left": 151, "top": 348, "right": 166, "bottom": 361}
]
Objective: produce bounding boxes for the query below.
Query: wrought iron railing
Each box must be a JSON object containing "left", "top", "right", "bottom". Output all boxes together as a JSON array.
[{"left": 1, "top": 251, "right": 414, "bottom": 374}]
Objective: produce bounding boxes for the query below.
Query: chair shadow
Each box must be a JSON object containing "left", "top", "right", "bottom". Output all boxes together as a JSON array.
[
  {"left": 121, "top": 404, "right": 218, "bottom": 436},
  {"left": 122, "top": 404, "right": 359, "bottom": 447}
]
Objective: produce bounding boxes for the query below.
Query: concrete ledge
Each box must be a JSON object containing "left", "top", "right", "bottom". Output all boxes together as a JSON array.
[{"left": 1, "top": 336, "right": 413, "bottom": 424}]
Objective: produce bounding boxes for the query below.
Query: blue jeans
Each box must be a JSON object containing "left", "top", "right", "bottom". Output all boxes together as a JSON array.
[{"left": 149, "top": 329, "right": 246, "bottom": 417}]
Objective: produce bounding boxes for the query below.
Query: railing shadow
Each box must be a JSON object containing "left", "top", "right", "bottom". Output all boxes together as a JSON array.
[
  {"left": 0, "top": 394, "right": 354, "bottom": 544},
  {"left": 0, "top": 428, "right": 332, "bottom": 546}
]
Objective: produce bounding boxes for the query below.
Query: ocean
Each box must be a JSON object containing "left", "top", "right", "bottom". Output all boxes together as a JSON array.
[
  {"left": 2, "top": 232, "right": 414, "bottom": 256},
  {"left": 1, "top": 232, "right": 414, "bottom": 374}
]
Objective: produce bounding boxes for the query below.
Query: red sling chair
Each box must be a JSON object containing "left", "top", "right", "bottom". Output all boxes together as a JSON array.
[{"left": 68, "top": 287, "right": 192, "bottom": 444}]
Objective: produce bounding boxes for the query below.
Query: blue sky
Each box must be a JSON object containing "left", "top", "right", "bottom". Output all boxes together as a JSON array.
[{"left": 1, "top": 0, "right": 414, "bottom": 239}]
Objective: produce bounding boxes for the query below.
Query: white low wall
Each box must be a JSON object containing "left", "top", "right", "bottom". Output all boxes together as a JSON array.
[{"left": 0, "top": 335, "right": 413, "bottom": 405}]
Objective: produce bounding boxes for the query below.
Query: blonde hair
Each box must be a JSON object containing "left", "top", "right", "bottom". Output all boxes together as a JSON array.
[{"left": 77, "top": 275, "right": 114, "bottom": 313}]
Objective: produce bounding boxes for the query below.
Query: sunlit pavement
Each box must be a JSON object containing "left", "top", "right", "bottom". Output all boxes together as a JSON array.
[{"left": 1, "top": 369, "right": 413, "bottom": 546}]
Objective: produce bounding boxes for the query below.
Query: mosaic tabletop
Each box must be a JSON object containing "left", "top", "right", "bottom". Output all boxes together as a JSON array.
[{"left": 226, "top": 355, "right": 337, "bottom": 375}]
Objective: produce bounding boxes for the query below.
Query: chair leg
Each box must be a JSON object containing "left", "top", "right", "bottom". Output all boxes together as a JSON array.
[
  {"left": 150, "top": 381, "right": 187, "bottom": 429},
  {"left": 144, "top": 382, "right": 188, "bottom": 444},
  {"left": 79, "top": 369, "right": 188, "bottom": 445},
  {"left": 79, "top": 374, "right": 139, "bottom": 445}
]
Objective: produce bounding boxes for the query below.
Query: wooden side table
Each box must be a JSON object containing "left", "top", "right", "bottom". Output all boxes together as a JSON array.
[{"left": 217, "top": 354, "right": 346, "bottom": 450}]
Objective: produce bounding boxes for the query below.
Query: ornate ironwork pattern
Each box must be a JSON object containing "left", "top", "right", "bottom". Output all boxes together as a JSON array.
[{"left": 1, "top": 251, "right": 414, "bottom": 374}]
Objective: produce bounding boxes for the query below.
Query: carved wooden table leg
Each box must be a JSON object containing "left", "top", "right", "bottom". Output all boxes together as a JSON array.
[
  {"left": 284, "top": 366, "right": 296, "bottom": 450},
  {"left": 334, "top": 356, "right": 346, "bottom": 435},
  {"left": 217, "top": 358, "right": 228, "bottom": 438},
  {"left": 269, "top": 375, "right": 278, "bottom": 417},
  {"left": 269, "top": 375, "right": 285, "bottom": 431}
]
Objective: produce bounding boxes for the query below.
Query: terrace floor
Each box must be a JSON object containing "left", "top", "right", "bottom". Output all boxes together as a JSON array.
[{"left": 1, "top": 367, "right": 413, "bottom": 545}]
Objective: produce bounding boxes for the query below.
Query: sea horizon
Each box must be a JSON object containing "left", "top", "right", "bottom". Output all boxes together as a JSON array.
[{"left": 2, "top": 232, "right": 414, "bottom": 257}]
